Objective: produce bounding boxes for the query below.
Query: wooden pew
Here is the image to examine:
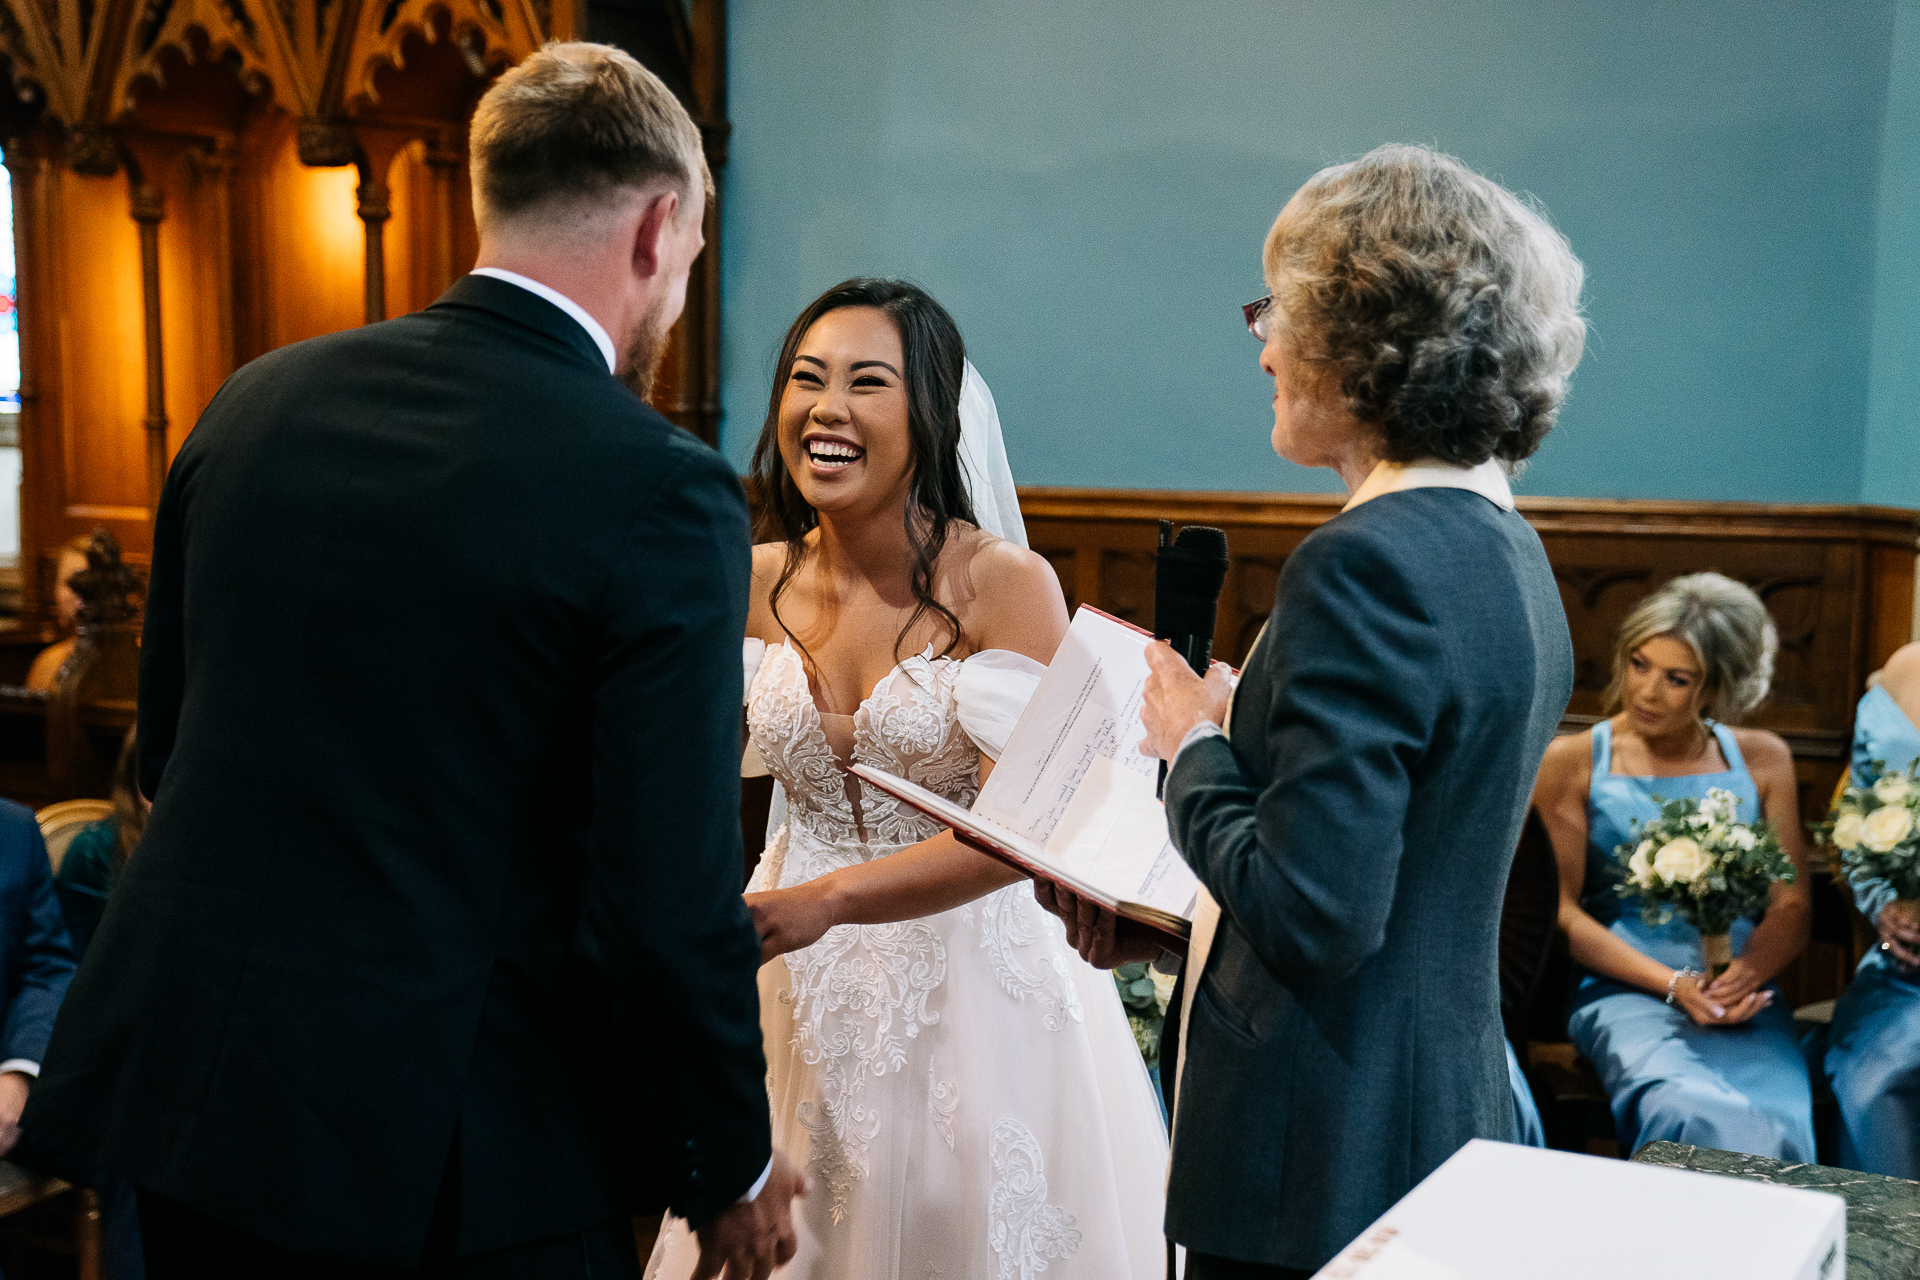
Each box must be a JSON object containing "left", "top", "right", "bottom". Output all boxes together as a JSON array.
[{"left": 0, "top": 624, "right": 138, "bottom": 809}]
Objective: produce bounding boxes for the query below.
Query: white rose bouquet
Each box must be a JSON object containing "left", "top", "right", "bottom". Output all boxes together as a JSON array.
[
  {"left": 1818, "top": 760, "right": 1920, "bottom": 905},
  {"left": 1613, "top": 786, "right": 1794, "bottom": 977}
]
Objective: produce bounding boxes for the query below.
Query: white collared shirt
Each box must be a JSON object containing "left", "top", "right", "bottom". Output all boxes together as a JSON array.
[
  {"left": 1340, "top": 456, "right": 1516, "bottom": 514},
  {"left": 469, "top": 268, "right": 618, "bottom": 374}
]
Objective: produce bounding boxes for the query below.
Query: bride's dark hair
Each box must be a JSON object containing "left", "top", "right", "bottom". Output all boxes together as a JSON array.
[{"left": 752, "top": 278, "right": 979, "bottom": 664}]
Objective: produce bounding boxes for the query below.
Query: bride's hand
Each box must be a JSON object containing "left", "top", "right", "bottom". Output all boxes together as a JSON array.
[{"left": 746, "top": 885, "right": 836, "bottom": 963}]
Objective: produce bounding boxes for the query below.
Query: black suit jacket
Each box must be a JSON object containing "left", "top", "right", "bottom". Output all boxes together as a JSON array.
[
  {"left": 1163, "top": 488, "right": 1573, "bottom": 1270},
  {"left": 0, "top": 800, "right": 76, "bottom": 1068},
  {"left": 24, "top": 276, "right": 769, "bottom": 1263}
]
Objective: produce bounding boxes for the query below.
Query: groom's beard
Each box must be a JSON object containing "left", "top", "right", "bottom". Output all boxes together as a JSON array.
[{"left": 617, "top": 298, "right": 672, "bottom": 402}]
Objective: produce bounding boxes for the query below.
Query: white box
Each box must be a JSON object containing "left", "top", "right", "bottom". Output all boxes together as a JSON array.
[{"left": 1313, "top": 1140, "right": 1846, "bottom": 1280}]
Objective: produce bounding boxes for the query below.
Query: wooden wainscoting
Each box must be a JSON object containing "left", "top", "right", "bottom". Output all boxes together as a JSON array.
[{"left": 1020, "top": 487, "right": 1920, "bottom": 1005}]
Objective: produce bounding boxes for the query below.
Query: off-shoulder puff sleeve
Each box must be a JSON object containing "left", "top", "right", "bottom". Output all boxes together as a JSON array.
[
  {"left": 954, "top": 649, "right": 1047, "bottom": 762},
  {"left": 741, "top": 638, "right": 769, "bottom": 777}
]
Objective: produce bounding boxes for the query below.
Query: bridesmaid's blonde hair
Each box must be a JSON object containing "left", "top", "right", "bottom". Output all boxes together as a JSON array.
[{"left": 1603, "top": 572, "right": 1777, "bottom": 723}]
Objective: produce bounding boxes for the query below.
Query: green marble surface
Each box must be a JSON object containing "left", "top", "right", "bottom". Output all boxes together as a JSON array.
[{"left": 1632, "top": 1141, "right": 1920, "bottom": 1280}]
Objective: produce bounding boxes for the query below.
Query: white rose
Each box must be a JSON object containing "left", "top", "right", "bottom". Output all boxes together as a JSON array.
[
  {"left": 1860, "top": 804, "right": 1915, "bottom": 853},
  {"left": 1874, "top": 775, "right": 1914, "bottom": 805},
  {"left": 1730, "top": 826, "right": 1757, "bottom": 851},
  {"left": 1627, "top": 842, "right": 1655, "bottom": 888},
  {"left": 1832, "top": 812, "right": 1864, "bottom": 851},
  {"left": 1653, "top": 837, "right": 1710, "bottom": 883},
  {"left": 1151, "top": 969, "right": 1177, "bottom": 1017}
]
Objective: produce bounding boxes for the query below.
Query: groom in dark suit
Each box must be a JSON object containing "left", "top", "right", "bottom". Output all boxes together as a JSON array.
[{"left": 25, "top": 43, "right": 800, "bottom": 1279}]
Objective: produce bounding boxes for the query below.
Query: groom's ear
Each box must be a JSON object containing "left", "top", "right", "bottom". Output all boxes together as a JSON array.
[{"left": 627, "top": 188, "right": 681, "bottom": 280}]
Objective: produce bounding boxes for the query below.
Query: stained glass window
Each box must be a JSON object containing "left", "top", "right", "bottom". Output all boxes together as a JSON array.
[
  {"left": 0, "top": 156, "right": 14, "bottom": 416},
  {"left": 0, "top": 149, "right": 18, "bottom": 576}
]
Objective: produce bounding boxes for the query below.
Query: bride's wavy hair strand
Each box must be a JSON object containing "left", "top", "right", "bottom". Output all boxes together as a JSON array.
[{"left": 751, "top": 278, "right": 979, "bottom": 669}]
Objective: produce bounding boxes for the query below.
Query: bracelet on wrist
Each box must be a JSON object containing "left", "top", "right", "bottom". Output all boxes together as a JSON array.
[{"left": 1665, "top": 967, "right": 1700, "bottom": 1005}]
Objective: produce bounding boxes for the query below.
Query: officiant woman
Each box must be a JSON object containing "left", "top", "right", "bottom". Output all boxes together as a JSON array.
[{"left": 1054, "top": 144, "right": 1586, "bottom": 1278}]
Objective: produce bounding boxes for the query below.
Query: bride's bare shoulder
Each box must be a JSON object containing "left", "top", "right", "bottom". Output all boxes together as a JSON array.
[
  {"left": 751, "top": 541, "right": 788, "bottom": 578},
  {"left": 961, "top": 531, "right": 1053, "bottom": 596},
  {"left": 951, "top": 527, "right": 1069, "bottom": 662},
  {"left": 748, "top": 541, "right": 797, "bottom": 641}
]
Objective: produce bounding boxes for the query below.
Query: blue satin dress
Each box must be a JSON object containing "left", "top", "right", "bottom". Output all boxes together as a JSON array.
[
  {"left": 1508, "top": 1040, "right": 1545, "bottom": 1146},
  {"left": 1818, "top": 685, "right": 1920, "bottom": 1178},
  {"left": 1566, "top": 719, "right": 1815, "bottom": 1160}
]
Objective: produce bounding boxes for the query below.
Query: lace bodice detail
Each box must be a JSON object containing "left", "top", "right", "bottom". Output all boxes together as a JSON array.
[
  {"left": 642, "top": 637, "right": 1168, "bottom": 1277},
  {"left": 748, "top": 640, "right": 979, "bottom": 853}
]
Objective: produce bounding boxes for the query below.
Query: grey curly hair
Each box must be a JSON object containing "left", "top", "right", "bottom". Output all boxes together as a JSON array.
[
  {"left": 1604, "top": 573, "right": 1778, "bottom": 724},
  {"left": 1264, "top": 144, "right": 1586, "bottom": 466}
]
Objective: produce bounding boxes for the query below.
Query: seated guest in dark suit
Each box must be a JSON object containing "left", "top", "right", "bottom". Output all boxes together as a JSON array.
[
  {"left": 1044, "top": 144, "right": 1584, "bottom": 1278},
  {"left": 2, "top": 778, "right": 144, "bottom": 1280},
  {"left": 0, "top": 799, "right": 77, "bottom": 1157},
  {"left": 55, "top": 727, "right": 145, "bottom": 960}
]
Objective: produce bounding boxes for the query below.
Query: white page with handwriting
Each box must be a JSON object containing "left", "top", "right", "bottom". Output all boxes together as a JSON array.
[{"left": 974, "top": 608, "right": 1200, "bottom": 919}]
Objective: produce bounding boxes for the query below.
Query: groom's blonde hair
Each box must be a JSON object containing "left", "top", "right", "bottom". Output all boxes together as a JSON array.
[{"left": 469, "top": 41, "right": 711, "bottom": 236}]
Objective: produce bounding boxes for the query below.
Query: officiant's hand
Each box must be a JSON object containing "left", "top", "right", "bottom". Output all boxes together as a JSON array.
[
  {"left": 1139, "top": 643, "right": 1233, "bottom": 762},
  {"left": 1032, "top": 881, "right": 1168, "bottom": 969},
  {"left": 693, "top": 1151, "right": 805, "bottom": 1280},
  {"left": 745, "top": 885, "right": 834, "bottom": 964}
]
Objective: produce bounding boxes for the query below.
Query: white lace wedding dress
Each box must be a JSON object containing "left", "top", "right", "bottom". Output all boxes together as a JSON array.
[{"left": 647, "top": 637, "right": 1169, "bottom": 1280}]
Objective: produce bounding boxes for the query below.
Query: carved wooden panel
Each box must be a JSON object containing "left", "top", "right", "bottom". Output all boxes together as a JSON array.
[
  {"left": 1026, "top": 492, "right": 1913, "bottom": 712},
  {"left": 1033, "top": 545, "right": 1077, "bottom": 612},
  {"left": 1021, "top": 488, "right": 1918, "bottom": 827},
  {"left": 1020, "top": 488, "right": 1919, "bottom": 1002},
  {"left": 0, "top": 0, "right": 727, "bottom": 619},
  {"left": 1097, "top": 549, "right": 1155, "bottom": 631},
  {"left": 1021, "top": 488, "right": 1336, "bottom": 671},
  {"left": 1538, "top": 535, "right": 1850, "bottom": 740}
]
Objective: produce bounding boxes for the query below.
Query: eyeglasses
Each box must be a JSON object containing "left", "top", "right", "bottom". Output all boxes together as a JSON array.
[{"left": 1242, "top": 294, "right": 1273, "bottom": 342}]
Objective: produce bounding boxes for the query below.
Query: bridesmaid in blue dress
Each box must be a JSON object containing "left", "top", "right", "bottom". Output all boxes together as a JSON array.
[
  {"left": 1533, "top": 573, "right": 1815, "bottom": 1159},
  {"left": 1818, "top": 642, "right": 1920, "bottom": 1177}
]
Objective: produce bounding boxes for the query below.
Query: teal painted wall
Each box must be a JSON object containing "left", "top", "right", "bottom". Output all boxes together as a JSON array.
[
  {"left": 720, "top": 2, "right": 1902, "bottom": 503},
  {"left": 1864, "top": 0, "right": 1920, "bottom": 507}
]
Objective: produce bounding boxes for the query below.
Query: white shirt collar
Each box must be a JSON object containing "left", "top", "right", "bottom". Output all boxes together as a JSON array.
[
  {"left": 469, "top": 268, "right": 617, "bottom": 373},
  {"left": 1341, "top": 458, "right": 1516, "bottom": 514}
]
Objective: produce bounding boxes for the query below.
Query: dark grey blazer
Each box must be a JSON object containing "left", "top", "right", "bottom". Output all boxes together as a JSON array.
[{"left": 1163, "top": 486, "right": 1572, "bottom": 1271}]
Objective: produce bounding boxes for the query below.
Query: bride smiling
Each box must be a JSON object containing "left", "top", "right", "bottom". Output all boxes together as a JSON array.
[{"left": 646, "top": 279, "right": 1168, "bottom": 1280}]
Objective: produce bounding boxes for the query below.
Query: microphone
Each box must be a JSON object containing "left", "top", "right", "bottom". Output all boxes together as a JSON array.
[{"left": 1153, "top": 521, "right": 1230, "bottom": 795}]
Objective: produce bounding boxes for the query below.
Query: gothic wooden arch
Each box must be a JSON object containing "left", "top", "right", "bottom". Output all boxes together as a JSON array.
[{"left": 0, "top": 0, "right": 726, "bottom": 619}]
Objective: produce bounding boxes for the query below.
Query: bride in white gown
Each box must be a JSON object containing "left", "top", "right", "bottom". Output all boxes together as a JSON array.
[{"left": 647, "top": 280, "right": 1167, "bottom": 1280}]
